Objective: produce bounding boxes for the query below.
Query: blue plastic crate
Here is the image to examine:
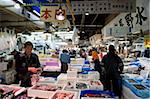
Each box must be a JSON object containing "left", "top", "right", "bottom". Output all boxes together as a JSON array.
[
  {"left": 129, "top": 84, "right": 150, "bottom": 98},
  {"left": 82, "top": 67, "right": 94, "bottom": 71},
  {"left": 80, "top": 90, "right": 116, "bottom": 99},
  {"left": 84, "top": 60, "right": 90, "bottom": 64},
  {"left": 123, "top": 79, "right": 138, "bottom": 88},
  {"left": 81, "top": 71, "right": 88, "bottom": 74}
]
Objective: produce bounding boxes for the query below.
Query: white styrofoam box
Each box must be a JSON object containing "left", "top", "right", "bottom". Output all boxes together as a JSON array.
[
  {"left": 56, "top": 74, "right": 77, "bottom": 86},
  {"left": 64, "top": 80, "right": 76, "bottom": 91},
  {"left": 78, "top": 74, "right": 89, "bottom": 81},
  {"left": 123, "top": 58, "right": 134, "bottom": 63},
  {"left": 70, "top": 58, "right": 85, "bottom": 65},
  {"left": 56, "top": 79, "right": 68, "bottom": 85},
  {"left": 140, "top": 70, "right": 149, "bottom": 79},
  {"left": 70, "top": 65, "right": 83, "bottom": 72},
  {"left": 0, "top": 69, "right": 16, "bottom": 84},
  {"left": 125, "top": 66, "right": 139, "bottom": 73},
  {"left": 122, "top": 74, "right": 143, "bottom": 79},
  {"left": 88, "top": 71, "right": 100, "bottom": 80},
  {"left": 88, "top": 80, "right": 103, "bottom": 90},
  {"left": 28, "top": 83, "right": 64, "bottom": 98},
  {"left": 75, "top": 81, "right": 89, "bottom": 90},
  {"left": 87, "top": 56, "right": 93, "bottom": 62},
  {"left": 0, "top": 62, "right": 8, "bottom": 71},
  {"left": 43, "top": 66, "right": 61, "bottom": 72},
  {"left": 67, "top": 69, "right": 78, "bottom": 78},
  {"left": 38, "top": 77, "right": 56, "bottom": 84},
  {"left": 57, "top": 73, "right": 67, "bottom": 80},
  {"left": 50, "top": 90, "right": 78, "bottom": 99}
]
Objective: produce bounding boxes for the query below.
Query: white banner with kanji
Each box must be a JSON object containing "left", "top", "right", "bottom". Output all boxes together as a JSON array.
[{"left": 40, "top": 6, "right": 66, "bottom": 22}]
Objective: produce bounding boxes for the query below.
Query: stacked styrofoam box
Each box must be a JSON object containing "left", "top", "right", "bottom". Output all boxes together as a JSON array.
[
  {"left": 0, "top": 62, "right": 8, "bottom": 71},
  {"left": 0, "top": 69, "right": 16, "bottom": 84},
  {"left": 78, "top": 74, "right": 89, "bottom": 81},
  {"left": 70, "top": 58, "right": 84, "bottom": 65},
  {"left": 56, "top": 73, "right": 77, "bottom": 86},
  {"left": 70, "top": 64, "right": 83, "bottom": 72},
  {"left": 88, "top": 71, "right": 100, "bottom": 80},
  {"left": 67, "top": 69, "right": 78, "bottom": 79}
]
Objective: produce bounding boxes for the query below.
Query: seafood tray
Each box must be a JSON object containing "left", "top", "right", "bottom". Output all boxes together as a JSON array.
[
  {"left": 28, "top": 83, "right": 64, "bottom": 98},
  {"left": 89, "top": 80, "right": 103, "bottom": 90},
  {"left": 50, "top": 90, "right": 78, "bottom": 99}
]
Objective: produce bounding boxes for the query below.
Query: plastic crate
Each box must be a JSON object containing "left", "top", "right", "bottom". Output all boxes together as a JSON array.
[
  {"left": 82, "top": 67, "right": 94, "bottom": 72},
  {"left": 84, "top": 60, "right": 90, "bottom": 64},
  {"left": 80, "top": 90, "right": 116, "bottom": 99},
  {"left": 129, "top": 84, "right": 150, "bottom": 98}
]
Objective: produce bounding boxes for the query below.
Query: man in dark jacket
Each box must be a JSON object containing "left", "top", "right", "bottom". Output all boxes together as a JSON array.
[
  {"left": 16, "top": 41, "right": 41, "bottom": 87},
  {"left": 101, "top": 45, "right": 124, "bottom": 98}
]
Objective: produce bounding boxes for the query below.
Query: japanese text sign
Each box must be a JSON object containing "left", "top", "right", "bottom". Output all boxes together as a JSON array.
[{"left": 40, "top": 6, "right": 66, "bottom": 22}]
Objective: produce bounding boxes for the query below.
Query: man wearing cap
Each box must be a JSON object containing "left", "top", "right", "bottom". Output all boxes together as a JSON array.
[{"left": 101, "top": 45, "right": 124, "bottom": 98}]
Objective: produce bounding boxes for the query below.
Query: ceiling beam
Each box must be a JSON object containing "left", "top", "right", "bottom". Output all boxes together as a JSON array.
[
  {"left": 80, "top": 14, "right": 85, "bottom": 30},
  {"left": 91, "top": 14, "right": 99, "bottom": 25},
  {"left": 104, "top": 14, "right": 119, "bottom": 25},
  {"left": 75, "top": 25, "right": 103, "bottom": 27},
  {"left": 66, "top": 0, "right": 75, "bottom": 25}
]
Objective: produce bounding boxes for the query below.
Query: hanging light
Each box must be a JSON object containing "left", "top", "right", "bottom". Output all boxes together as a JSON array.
[
  {"left": 14, "top": 3, "right": 21, "bottom": 9},
  {"left": 85, "top": 12, "right": 89, "bottom": 15}
]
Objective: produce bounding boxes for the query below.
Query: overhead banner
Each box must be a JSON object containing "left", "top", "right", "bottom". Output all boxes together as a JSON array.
[
  {"left": 70, "top": 0, "right": 136, "bottom": 14},
  {"left": 40, "top": 6, "right": 66, "bottom": 22}
]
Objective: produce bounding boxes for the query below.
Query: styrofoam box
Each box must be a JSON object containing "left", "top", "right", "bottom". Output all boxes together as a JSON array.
[
  {"left": 57, "top": 73, "right": 68, "bottom": 80},
  {"left": 67, "top": 69, "right": 78, "bottom": 78},
  {"left": 56, "top": 80, "right": 68, "bottom": 85},
  {"left": 0, "top": 69, "right": 16, "bottom": 84},
  {"left": 88, "top": 71, "right": 100, "bottom": 80},
  {"left": 38, "top": 77, "right": 56, "bottom": 84},
  {"left": 70, "top": 65, "right": 83, "bottom": 72},
  {"left": 50, "top": 90, "right": 79, "bottom": 99},
  {"left": 0, "top": 84, "right": 26, "bottom": 96},
  {"left": 71, "top": 58, "right": 85, "bottom": 65},
  {"left": 63, "top": 80, "right": 76, "bottom": 91},
  {"left": 88, "top": 80, "right": 103, "bottom": 90},
  {"left": 28, "top": 84, "right": 64, "bottom": 98},
  {"left": 0, "top": 62, "right": 8, "bottom": 71},
  {"left": 78, "top": 74, "right": 89, "bottom": 81}
]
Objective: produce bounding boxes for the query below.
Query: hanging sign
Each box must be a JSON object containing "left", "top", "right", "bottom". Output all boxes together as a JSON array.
[
  {"left": 40, "top": 6, "right": 66, "bottom": 22},
  {"left": 144, "top": 35, "right": 150, "bottom": 48}
]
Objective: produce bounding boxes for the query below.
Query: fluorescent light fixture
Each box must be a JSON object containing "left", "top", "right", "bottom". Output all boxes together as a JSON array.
[
  {"left": 17, "top": 0, "right": 23, "bottom": 4},
  {"left": 82, "top": 31, "right": 85, "bottom": 33},
  {"left": 85, "top": 12, "right": 89, "bottom": 15},
  {"left": 33, "top": 10, "right": 40, "bottom": 16},
  {"left": 14, "top": 3, "right": 20, "bottom": 9}
]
